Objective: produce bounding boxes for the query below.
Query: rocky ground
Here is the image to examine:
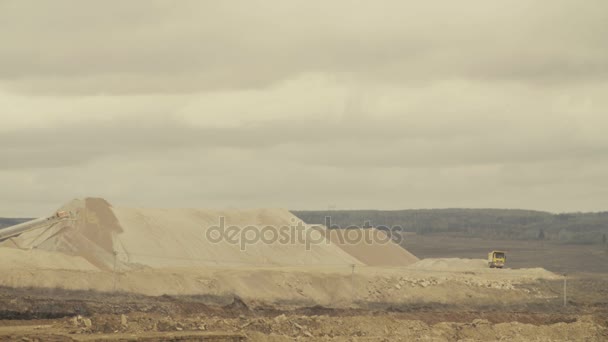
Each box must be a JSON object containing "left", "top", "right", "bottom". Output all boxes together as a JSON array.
[
  {"left": 0, "top": 275, "right": 606, "bottom": 341},
  {"left": 2, "top": 312, "right": 603, "bottom": 341}
]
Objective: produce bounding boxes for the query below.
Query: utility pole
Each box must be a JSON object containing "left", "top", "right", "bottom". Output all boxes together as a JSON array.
[
  {"left": 113, "top": 251, "right": 118, "bottom": 292},
  {"left": 351, "top": 264, "right": 356, "bottom": 304},
  {"left": 563, "top": 273, "right": 567, "bottom": 307}
]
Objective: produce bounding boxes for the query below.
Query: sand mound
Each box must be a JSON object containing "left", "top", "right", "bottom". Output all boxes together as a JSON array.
[
  {"left": 328, "top": 228, "right": 418, "bottom": 266},
  {"left": 3, "top": 198, "right": 406, "bottom": 270}
]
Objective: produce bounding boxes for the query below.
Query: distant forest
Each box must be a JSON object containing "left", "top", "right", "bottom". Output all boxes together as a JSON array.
[
  {"left": 0, "top": 218, "right": 31, "bottom": 229},
  {"left": 292, "top": 209, "right": 608, "bottom": 245}
]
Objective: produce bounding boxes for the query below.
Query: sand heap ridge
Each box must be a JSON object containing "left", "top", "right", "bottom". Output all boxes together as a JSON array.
[{"left": 1, "top": 198, "right": 418, "bottom": 270}]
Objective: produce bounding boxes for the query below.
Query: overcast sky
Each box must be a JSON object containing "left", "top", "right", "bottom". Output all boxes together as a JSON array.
[{"left": 1, "top": 0, "right": 607, "bottom": 216}]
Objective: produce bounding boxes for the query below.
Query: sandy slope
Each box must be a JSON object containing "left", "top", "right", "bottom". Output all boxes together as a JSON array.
[
  {"left": 328, "top": 228, "right": 418, "bottom": 266},
  {"left": 111, "top": 206, "right": 361, "bottom": 268}
]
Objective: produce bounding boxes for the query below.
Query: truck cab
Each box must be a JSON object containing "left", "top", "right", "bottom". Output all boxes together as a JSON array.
[{"left": 488, "top": 250, "right": 506, "bottom": 268}]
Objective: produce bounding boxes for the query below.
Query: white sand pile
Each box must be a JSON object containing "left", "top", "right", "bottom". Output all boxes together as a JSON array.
[
  {"left": 1, "top": 198, "right": 371, "bottom": 270},
  {"left": 328, "top": 228, "right": 418, "bottom": 266}
]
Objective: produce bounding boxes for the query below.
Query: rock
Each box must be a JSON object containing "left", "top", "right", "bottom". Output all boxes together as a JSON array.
[
  {"left": 83, "top": 318, "right": 92, "bottom": 329},
  {"left": 395, "top": 284, "right": 401, "bottom": 290},
  {"left": 71, "top": 316, "right": 79, "bottom": 327},
  {"left": 472, "top": 319, "right": 491, "bottom": 326},
  {"left": 156, "top": 320, "right": 175, "bottom": 331},
  {"left": 274, "top": 314, "right": 288, "bottom": 323},
  {"left": 303, "top": 331, "right": 313, "bottom": 337},
  {"left": 120, "top": 314, "right": 128, "bottom": 327},
  {"left": 198, "top": 324, "right": 207, "bottom": 331}
]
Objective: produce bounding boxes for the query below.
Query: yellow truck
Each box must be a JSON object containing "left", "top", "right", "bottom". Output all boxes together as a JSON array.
[{"left": 488, "top": 250, "right": 506, "bottom": 268}]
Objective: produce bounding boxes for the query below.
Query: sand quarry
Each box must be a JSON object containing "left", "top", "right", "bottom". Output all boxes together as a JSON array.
[{"left": 0, "top": 198, "right": 606, "bottom": 341}]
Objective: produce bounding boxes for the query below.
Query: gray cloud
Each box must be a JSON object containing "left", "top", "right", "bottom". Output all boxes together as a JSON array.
[
  {"left": 1, "top": 1, "right": 607, "bottom": 94},
  {"left": 1, "top": 1, "right": 607, "bottom": 215},
  {"left": 1, "top": 115, "right": 606, "bottom": 170}
]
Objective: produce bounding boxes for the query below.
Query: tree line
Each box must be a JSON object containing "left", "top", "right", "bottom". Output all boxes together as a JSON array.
[
  {"left": 0, "top": 218, "right": 31, "bottom": 229},
  {"left": 292, "top": 209, "right": 608, "bottom": 245}
]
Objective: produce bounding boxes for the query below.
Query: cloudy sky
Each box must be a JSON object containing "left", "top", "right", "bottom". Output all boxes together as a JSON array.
[{"left": 1, "top": 0, "right": 607, "bottom": 216}]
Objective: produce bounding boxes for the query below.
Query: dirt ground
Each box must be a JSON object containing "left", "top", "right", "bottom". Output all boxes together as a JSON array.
[
  {"left": 1, "top": 243, "right": 607, "bottom": 340},
  {"left": 0, "top": 272, "right": 606, "bottom": 341}
]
